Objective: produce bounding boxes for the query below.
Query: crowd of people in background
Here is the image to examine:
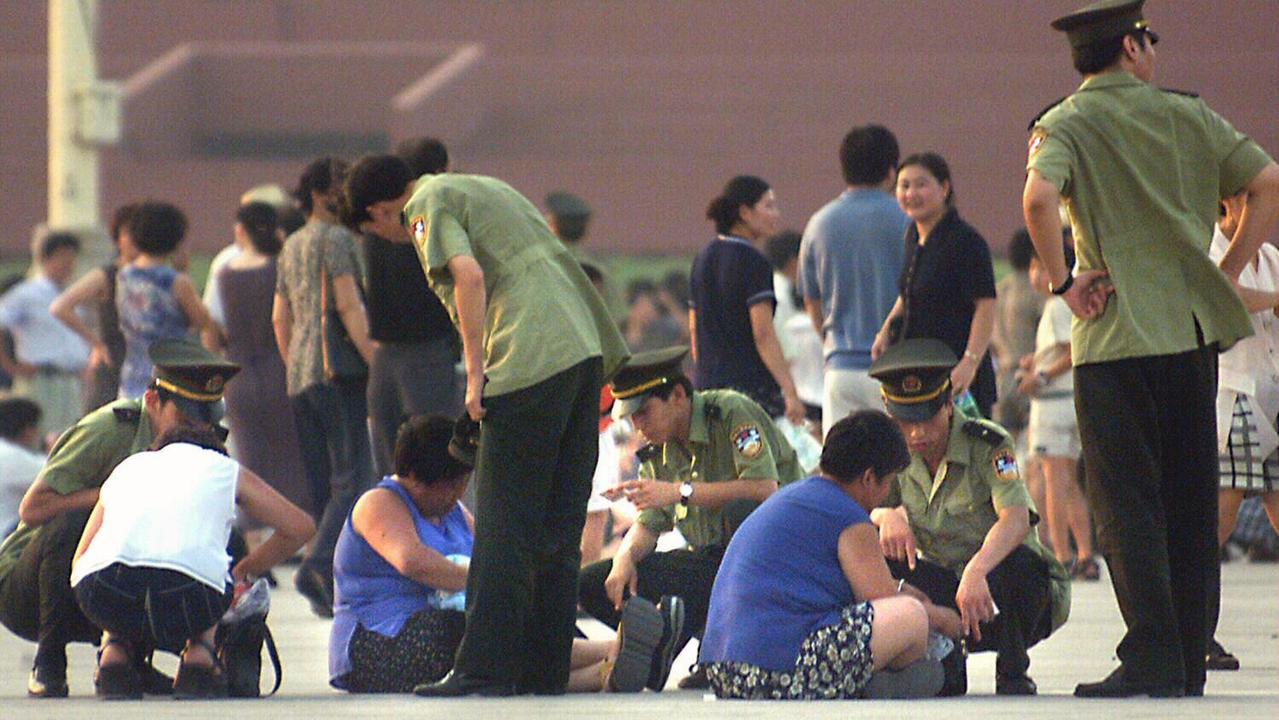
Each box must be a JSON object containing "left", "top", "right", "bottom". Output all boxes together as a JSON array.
[{"left": 0, "top": 0, "right": 1278, "bottom": 702}]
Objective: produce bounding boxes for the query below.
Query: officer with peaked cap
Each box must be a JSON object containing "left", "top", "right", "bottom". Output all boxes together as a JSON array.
[
  {"left": 867, "top": 339, "right": 1069, "bottom": 696},
  {"left": 1025, "top": 0, "right": 1279, "bottom": 699},
  {"left": 0, "top": 338, "right": 238, "bottom": 698},
  {"left": 544, "top": 190, "right": 628, "bottom": 326},
  {"left": 578, "top": 346, "right": 802, "bottom": 690}
]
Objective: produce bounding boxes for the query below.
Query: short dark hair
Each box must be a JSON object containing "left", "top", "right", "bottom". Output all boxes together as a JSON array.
[
  {"left": 899, "top": 152, "right": 955, "bottom": 206},
  {"left": 294, "top": 156, "right": 348, "bottom": 215},
  {"left": 278, "top": 206, "right": 307, "bottom": 237},
  {"left": 127, "top": 202, "right": 187, "bottom": 256},
  {"left": 236, "top": 202, "right": 281, "bottom": 255},
  {"left": 109, "top": 203, "right": 140, "bottom": 244},
  {"left": 342, "top": 154, "right": 414, "bottom": 231},
  {"left": 150, "top": 424, "right": 229, "bottom": 456},
  {"left": 394, "top": 415, "right": 471, "bottom": 486},
  {"left": 765, "top": 231, "right": 801, "bottom": 272},
  {"left": 1008, "top": 228, "right": 1035, "bottom": 272},
  {"left": 820, "top": 410, "right": 910, "bottom": 484},
  {"left": 626, "top": 278, "right": 657, "bottom": 305},
  {"left": 706, "top": 175, "right": 770, "bottom": 235},
  {"left": 840, "top": 125, "right": 900, "bottom": 186},
  {"left": 395, "top": 137, "right": 449, "bottom": 176},
  {"left": 0, "top": 397, "right": 41, "bottom": 440},
  {"left": 38, "top": 231, "right": 80, "bottom": 261},
  {"left": 649, "top": 374, "right": 694, "bottom": 402},
  {"left": 1072, "top": 30, "right": 1148, "bottom": 75}
]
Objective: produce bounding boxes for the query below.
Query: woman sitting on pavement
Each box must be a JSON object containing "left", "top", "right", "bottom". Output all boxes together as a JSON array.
[
  {"left": 71, "top": 425, "right": 316, "bottom": 699},
  {"left": 699, "top": 410, "right": 962, "bottom": 699},
  {"left": 330, "top": 414, "right": 684, "bottom": 694}
]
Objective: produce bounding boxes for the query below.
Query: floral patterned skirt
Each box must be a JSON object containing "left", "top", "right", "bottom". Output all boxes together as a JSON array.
[{"left": 706, "top": 602, "right": 875, "bottom": 700}]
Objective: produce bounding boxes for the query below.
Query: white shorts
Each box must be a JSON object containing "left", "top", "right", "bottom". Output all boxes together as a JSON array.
[
  {"left": 587, "top": 430, "right": 621, "bottom": 513},
  {"left": 1028, "top": 396, "right": 1080, "bottom": 459},
  {"left": 822, "top": 368, "right": 882, "bottom": 439}
]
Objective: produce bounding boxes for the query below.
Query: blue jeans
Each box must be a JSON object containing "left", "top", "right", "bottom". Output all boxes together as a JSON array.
[{"left": 74, "top": 564, "right": 231, "bottom": 653}]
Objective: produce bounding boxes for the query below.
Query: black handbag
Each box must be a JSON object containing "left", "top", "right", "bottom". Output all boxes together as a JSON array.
[
  {"left": 215, "top": 613, "right": 282, "bottom": 697},
  {"left": 319, "top": 232, "right": 368, "bottom": 382}
]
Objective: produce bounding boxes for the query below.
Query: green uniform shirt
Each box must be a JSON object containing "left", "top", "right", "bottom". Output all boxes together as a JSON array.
[
  {"left": 404, "top": 174, "right": 629, "bottom": 396},
  {"left": 885, "top": 417, "right": 1070, "bottom": 631},
  {"left": 636, "top": 390, "right": 803, "bottom": 549},
  {"left": 1028, "top": 71, "right": 1274, "bottom": 365},
  {"left": 0, "top": 399, "right": 153, "bottom": 584}
]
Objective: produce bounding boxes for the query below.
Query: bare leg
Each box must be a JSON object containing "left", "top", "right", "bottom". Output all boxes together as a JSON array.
[
  {"left": 1048, "top": 456, "right": 1094, "bottom": 561},
  {"left": 1042, "top": 455, "right": 1077, "bottom": 563},
  {"left": 566, "top": 638, "right": 615, "bottom": 693},
  {"left": 1218, "top": 489, "right": 1246, "bottom": 547},
  {"left": 868, "top": 596, "right": 928, "bottom": 671},
  {"left": 98, "top": 631, "right": 129, "bottom": 667},
  {"left": 580, "top": 511, "right": 607, "bottom": 567},
  {"left": 181, "top": 626, "right": 219, "bottom": 667}
]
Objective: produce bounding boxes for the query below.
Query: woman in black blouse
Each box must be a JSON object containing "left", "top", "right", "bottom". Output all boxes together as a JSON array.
[{"left": 872, "top": 153, "right": 997, "bottom": 417}]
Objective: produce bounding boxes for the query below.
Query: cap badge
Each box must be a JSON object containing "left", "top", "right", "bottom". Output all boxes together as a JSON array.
[
  {"left": 205, "top": 375, "right": 224, "bottom": 393},
  {"left": 902, "top": 375, "right": 923, "bottom": 393}
]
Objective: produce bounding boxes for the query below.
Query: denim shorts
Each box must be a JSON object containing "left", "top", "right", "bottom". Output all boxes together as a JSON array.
[{"left": 74, "top": 563, "right": 232, "bottom": 653}]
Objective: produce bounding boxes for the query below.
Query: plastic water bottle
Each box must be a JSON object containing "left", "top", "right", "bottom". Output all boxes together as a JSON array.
[
  {"left": 435, "top": 554, "right": 470, "bottom": 611},
  {"left": 954, "top": 391, "right": 982, "bottom": 419}
]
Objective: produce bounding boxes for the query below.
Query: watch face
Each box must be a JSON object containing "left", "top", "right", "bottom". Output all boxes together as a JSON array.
[{"left": 680, "top": 482, "right": 693, "bottom": 499}]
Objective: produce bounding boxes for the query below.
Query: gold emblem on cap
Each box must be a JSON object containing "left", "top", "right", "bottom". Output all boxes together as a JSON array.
[
  {"left": 206, "top": 376, "right": 225, "bottom": 393},
  {"left": 902, "top": 375, "right": 922, "bottom": 393}
]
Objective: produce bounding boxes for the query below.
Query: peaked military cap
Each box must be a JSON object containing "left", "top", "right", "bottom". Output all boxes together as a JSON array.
[
  {"left": 868, "top": 339, "right": 957, "bottom": 422},
  {"left": 610, "top": 346, "right": 689, "bottom": 420},
  {"left": 1052, "top": 0, "right": 1153, "bottom": 49},
  {"left": 545, "top": 191, "right": 592, "bottom": 219},
  {"left": 148, "top": 338, "right": 239, "bottom": 425}
]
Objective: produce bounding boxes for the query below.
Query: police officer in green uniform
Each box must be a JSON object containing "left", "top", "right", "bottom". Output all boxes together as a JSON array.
[
  {"left": 544, "top": 191, "right": 628, "bottom": 327},
  {"left": 868, "top": 339, "right": 1069, "bottom": 697},
  {"left": 578, "top": 346, "right": 803, "bottom": 688},
  {"left": 1023, "top": 0, "right": 1279, "bottom": 698},
  {"left": 0, "top": 338, "right": 238, "bottom": 698},
  {"left": 346, "top": 159, "right": 629, "bottom": 697}
]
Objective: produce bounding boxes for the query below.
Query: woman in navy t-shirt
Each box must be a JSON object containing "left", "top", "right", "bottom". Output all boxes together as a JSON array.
[
  {"left": 701, "top": 411, "right": 962, "bottom": 699},
  {"left": 689, "top": 175, "right": 805, "bottom": 424}
]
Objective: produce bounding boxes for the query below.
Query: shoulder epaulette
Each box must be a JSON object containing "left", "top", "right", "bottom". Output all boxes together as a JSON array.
[
  {"left": 1027, "top": 95, "right": 1069, "bottom": 131},
  {"left": 112, "top": 405, "right": 142, "bottom": 423},
  {"left": 703, "top": 399, "right": 722, "bottom": 421},
  {"left": 961, "top": 419, "right": 1002, "bottom": 446},
  {"left": 1160, "top": 87, "right": 1199, "bottom": 98},
  {"left": 635, "top": 443, "right": 662, "bottom": 464}
]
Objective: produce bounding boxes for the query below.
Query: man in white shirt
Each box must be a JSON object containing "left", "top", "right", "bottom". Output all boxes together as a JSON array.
[{"left": 0, "top": 398, "right": 44, "bottom": 536}]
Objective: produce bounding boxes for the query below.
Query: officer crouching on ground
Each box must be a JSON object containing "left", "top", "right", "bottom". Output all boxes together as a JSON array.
[
  {"left": 579, "top": 346, "right": 803, "bottom": 689},
  {"left": 0, "top": 338, "right": 239, "bottom": 698},
  {"left": 868, "top": 339, "right": 1069, "bottom": 696}
]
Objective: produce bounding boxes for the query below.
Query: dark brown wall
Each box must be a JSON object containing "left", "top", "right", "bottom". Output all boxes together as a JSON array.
[{"left": 2, "top": 1, "right": 1277, "bottom": 257}]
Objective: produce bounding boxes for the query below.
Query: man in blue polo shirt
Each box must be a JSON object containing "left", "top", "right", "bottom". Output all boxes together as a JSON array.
[{"left": 799, "top": 125, "right": 909, "bottom": 436}]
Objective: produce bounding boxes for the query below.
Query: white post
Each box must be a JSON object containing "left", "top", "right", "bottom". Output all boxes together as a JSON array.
[{"left": 47, "top": 0, "right": 101, "bottom": 233}]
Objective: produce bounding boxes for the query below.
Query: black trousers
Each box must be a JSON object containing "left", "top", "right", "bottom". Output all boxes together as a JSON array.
[
  {"left": 451, "top": 357, "right": 602, "bottom": 694},
  {"left": 0, "top": 510, "right": 99, "bottom": 667},
  {"left": 1075, "top": 345, "right": 1218, "bottom": 693},
  {"left": 887, "top": 546, "right": 1053, "bottom": 678}
]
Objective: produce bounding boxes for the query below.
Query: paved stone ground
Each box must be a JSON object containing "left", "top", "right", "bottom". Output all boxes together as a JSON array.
[{"left": 2, "top": 560, "right": 1275, "bottom": 719}]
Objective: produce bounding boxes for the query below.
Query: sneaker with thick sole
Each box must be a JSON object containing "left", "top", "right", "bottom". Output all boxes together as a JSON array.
[
  {"left": 608, "top": 596, "right": 664, "bottom": 692},
  {"left": 865, "top": 658, "right": 945, "bottom": 699},
  {"left": 646, "top": 595, "right": 686, "bottom": 691}
]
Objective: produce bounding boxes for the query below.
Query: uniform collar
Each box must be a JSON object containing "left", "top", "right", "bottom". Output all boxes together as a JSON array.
[
  {"left": 1078, "top": 70, "right": 1144, "bottom": 93},
  {"left": 664, "top": 393, "right": 710, "bottom": 466}
]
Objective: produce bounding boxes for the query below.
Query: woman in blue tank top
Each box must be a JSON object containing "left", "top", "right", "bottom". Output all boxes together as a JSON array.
[{"left": 330, "top": 414, "right": 686, "bottom": 694}]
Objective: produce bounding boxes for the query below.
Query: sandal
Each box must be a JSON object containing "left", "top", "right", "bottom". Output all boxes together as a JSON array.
[
  {"left": 1072, "top": 556, "right": 1101, "bottom": 582},
  {"left": 95, "top": 637, "right": 143, "bottom": 701},
  {"left": 173, "top": 638, "right": 228, "bottom": 699}
]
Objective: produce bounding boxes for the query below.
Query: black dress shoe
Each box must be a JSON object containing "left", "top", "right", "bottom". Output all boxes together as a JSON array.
[
  {"left": 676, "top": 663, "right": 709, "bottom": 690},
  {"left": 996, "top": 673, "right": 1038, "bottom": 695},
  {"left": 27, "top": 664, "right": 69, "bottom": 698},
  {"left": 1206, "top": 639, "right": 1240, "bottom": 671},
  {"left": 1074, "top": 666, "right": 1184, "bottom": 698},
  {"left": 294, "top": 567, "right": 334, "bottom": 618},
  {"left": 414, "top": 670, "right": 516, "bottom": 697}
]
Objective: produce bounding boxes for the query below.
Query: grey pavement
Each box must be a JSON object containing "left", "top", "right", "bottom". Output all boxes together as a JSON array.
[{"left": 2, "top": 560, "right": 1276, "bottom": 719}]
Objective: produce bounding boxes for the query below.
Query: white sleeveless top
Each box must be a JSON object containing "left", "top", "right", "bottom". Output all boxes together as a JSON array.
[{"left": 71, "top": 443, "right": 239, "bottom": 592}]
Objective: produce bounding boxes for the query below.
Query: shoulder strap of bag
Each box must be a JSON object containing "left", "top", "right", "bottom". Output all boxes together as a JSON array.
[{"left": 262, "top": 623, "right": 282, "bottom": 696}]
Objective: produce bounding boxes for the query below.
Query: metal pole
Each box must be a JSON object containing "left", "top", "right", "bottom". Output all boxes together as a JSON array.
[{"left": 47, "top": 0, "right": 100, "bottom": 232}]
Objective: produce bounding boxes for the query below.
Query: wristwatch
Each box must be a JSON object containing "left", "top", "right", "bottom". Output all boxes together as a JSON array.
[
  {"left": 679, "top": 481, "right": 694, "bottom": 507},
  {"left": 1050, "top": 272, "right": 1074, "bottom": 296}
]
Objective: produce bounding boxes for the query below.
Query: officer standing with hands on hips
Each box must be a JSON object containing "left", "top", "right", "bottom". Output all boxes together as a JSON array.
[
  {"left": 1023, "top": 0, "right": 1279, "bottom": 698},
  {"left": 868, "top": 339, "right": 1070, "bottom": 697}
]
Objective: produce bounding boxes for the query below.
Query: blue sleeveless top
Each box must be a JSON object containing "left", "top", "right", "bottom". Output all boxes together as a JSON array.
[
  {"left": 115, "top": 264, "right": 188, "bottom": 398},
  {"left": 328, "top": 477, "right": 472, "bottom": 687}
]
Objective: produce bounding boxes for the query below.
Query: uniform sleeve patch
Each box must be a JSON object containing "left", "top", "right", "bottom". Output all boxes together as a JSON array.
[
  {"left": 1028, "top": 130, "right": 1048, "bottom": 162},
  {"left": 993, "top": 449, "right": 1020, "bottom": 482},
  {"left": 732, "top": 423, "right": 763, "bottom": 459},
  {"left": 410, "top": 215, "right": 427, "bottom": 242}
]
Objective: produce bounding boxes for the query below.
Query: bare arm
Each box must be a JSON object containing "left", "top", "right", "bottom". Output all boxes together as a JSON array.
[
  {"left": 331, "top": 274, "right": 375, "bottom": 364},
  {"left": 688, "top": 308, "right": 699, "bottom": 364},
  {"left": 749, "top": 302, "right": 804, "bottom": 424},
  {"left": 871, "top": 505, "right": 918, "bottom": 570},
  {"left": 1219, "top": 163, "right": 1279, "bottom": 281},
  {"left": 872, "top": 295, "right": 906, "bottom": 360},
  {"left": 50, "top": 267, "right": 108, "bottom": 349},
  {"left": 448, "top": 255, "right": 488, "bottom": 421},
  {"left": 603, "top": 520, "right": 661, "bottom": 610},
  {"left": 955, "top": 505, "right": 1031, "bottom": 641},
  {"left": 18, "top": 478, "right": 100, "bottom": 527},
  {"left": 839, "top": 522, "right": 963, "bottom": 639},
  {"left": 949, "top": 297, "right": 996, "bottom": 398},
  {"left": 271, "top": 293, "right": 292, "bottom": 366},
  {"left": 351, "top": 488, "right": 468, "bottom": 591},
  {"left": 605, "top": 476, "right": 778, "bottom": 511},
  {"left": 72, "top": 501, "right": 105, "bottom": 567},
  {"left": 232, "top": 467, "right": 316, "bottom": 582},
  {"left": 804, "top": 297, "right": 825, "bottom": 338},
  {"left": 172, "top": 273, "right": 225, "bottom": 351},
  {"left": 1023, "top": 171, "right": 1110, "bottom": 318}
]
